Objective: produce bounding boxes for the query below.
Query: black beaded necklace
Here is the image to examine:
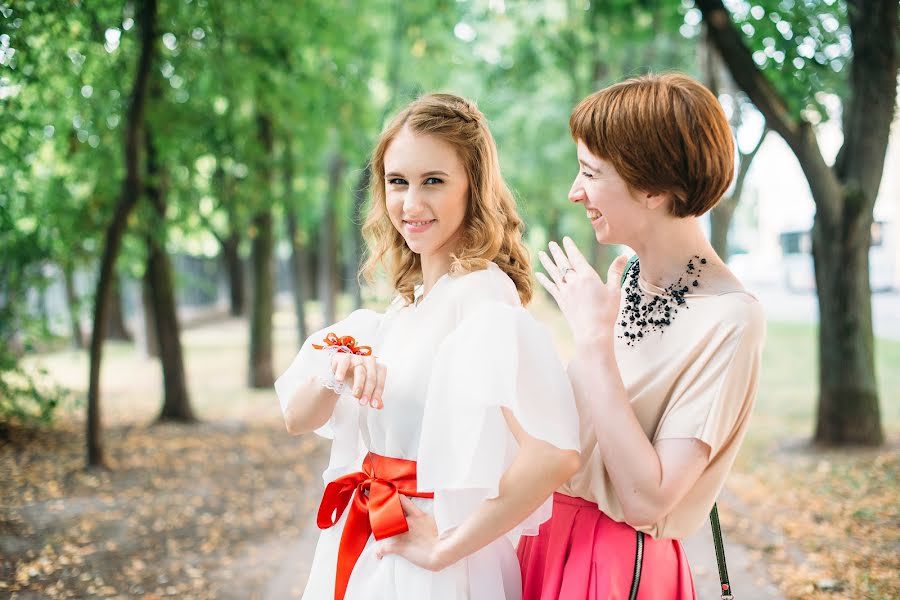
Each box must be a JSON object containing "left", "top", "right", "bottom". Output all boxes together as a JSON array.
[{"left": 618, "top": 256, "right": 707, "bottom": 346}]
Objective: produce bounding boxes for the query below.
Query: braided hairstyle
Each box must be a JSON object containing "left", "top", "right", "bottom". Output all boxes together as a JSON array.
[{"left": 362, "top": 93, "right": 533, "bottom": 305}]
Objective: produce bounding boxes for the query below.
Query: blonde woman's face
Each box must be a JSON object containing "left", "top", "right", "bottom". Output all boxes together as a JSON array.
[{"left": 383, "top": 126, "right": 469, "bottom": 260}]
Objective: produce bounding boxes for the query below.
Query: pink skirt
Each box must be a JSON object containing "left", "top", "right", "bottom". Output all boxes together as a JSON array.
[{"left": 517, "top": 493, "right": 696, "bottom": 600}]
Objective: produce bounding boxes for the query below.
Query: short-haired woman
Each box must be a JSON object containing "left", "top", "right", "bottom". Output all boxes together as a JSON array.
[{"left": 518, "top": 73, "right": 766, "bottom": 600}]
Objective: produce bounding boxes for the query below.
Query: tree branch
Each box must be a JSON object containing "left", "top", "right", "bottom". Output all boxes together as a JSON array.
[
  {"left": 734, "top": 124, "right": 768, "bottom": 192},
  {"left": 835, "top": 0, "right": 898, "bottom": 202},
  {"left": 697, "top": 0, "right": 842, "bottom": 220}
]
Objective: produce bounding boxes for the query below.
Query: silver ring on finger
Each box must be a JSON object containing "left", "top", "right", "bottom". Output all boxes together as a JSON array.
[{"left": 560, "top": 267, "right": 576, "bottom": 283}]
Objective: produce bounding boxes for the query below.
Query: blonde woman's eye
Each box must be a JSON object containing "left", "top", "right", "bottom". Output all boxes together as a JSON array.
[
  {"left": 424, "top": 177, "right": 443, "bottom": 185},
  {"left": 581, "top": 171, "right": 594, "bottom": 179},
  {"left": 387, "top": 178, "right": 408, "bottom": 186}
]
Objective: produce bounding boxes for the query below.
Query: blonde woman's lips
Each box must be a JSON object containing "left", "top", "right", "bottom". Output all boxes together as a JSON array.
[{"left": 404, "top": 219, "right": 436, "bottom": 233}]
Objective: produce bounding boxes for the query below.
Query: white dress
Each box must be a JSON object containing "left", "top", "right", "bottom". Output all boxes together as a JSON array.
[{"left": 275, "top": 263, "right": 580, "bottom": 600}]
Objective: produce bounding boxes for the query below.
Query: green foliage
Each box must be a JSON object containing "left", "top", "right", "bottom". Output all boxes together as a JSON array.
[
  {"left": 687, "top": 0, "right": 850, "bottom": 123},
  {"left": 2, "top": 0, "right": 854, "bottom": 360},
  {"left": 0, "top": 205, "right": 69, "bottom": 426}
]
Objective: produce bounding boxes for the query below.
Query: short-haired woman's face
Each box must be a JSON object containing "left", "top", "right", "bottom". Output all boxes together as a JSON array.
[
  {"left": 568, "top": 139, "right": 647, "bottom": 245},
  {"left": 384, "top": 126, "right": 469, "bottom": 260}
]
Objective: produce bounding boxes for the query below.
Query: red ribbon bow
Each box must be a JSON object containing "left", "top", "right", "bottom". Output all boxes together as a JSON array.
[
  {"left": 317, "top": 452, "right": 433, "bottom": 600},
  {"left": 312, "top": 332, "right": 373, "bottom": 356}
]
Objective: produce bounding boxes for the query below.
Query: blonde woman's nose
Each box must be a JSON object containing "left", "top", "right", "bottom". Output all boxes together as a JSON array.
[{"left": 403, "top": 186, "right": 425, "bottom": 210}]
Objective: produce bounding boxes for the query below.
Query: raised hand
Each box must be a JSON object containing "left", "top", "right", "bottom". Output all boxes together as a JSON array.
[{"left": 536, "top": 237, "right": 629, "bottom": 348}]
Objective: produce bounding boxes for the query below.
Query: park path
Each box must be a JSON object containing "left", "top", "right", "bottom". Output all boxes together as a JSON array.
[{"left": 246, "top": 446, "right": 786, "bottom": 600}]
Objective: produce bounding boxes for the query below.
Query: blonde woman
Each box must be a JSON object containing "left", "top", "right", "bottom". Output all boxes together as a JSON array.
[{"left": 275, "top": 93, "right": 581, "bottom": 600}]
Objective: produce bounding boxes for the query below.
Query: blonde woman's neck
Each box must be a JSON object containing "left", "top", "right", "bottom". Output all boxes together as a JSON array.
[{"left": 419, "top": 252, "right": 454, "bottom": 298}]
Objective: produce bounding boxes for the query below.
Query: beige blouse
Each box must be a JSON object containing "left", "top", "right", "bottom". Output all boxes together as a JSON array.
[{"left": 559, "top": 273, "right": 766, "bottom": 539}]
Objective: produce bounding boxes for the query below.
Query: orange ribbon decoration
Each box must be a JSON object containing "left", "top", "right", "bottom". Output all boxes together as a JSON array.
[
  {"left": 317, "top": 452, "right": 433, "bottom": 600},
  {"left": 312, "top": 332, "right": 373, "bottom": 356}
]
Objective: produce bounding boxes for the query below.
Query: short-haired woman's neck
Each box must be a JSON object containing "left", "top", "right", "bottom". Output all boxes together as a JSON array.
[{"left": 628, "top": 216, "right": 720, "bottom": 288}]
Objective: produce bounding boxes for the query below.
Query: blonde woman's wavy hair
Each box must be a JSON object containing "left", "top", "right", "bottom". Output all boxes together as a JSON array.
[{"left": 361, "top": 93, "right": 533, "bottom": 305}]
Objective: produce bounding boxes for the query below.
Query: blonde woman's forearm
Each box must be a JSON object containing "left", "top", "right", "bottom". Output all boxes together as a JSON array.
[
  {"left": 281, "top": 376, "right": 339, "bottom": 435},
  {"left": 430, "top": 409, "right": 580, "bottom": 569}
]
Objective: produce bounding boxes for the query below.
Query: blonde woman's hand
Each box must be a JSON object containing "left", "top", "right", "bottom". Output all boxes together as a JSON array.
[
  {"left": 330, "top": 353, "right": 387, "bottom": 409},
  {"left": 374, "top": 495, "right": 448, "bottom": 572},
  {"left": 536, "top": 237, "right": 629, "bottom": 348}
]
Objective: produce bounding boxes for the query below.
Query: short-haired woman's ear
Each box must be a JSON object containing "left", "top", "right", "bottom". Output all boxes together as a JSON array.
[{"left": 643, "top": 192, "right": 669, "bottom": 211}]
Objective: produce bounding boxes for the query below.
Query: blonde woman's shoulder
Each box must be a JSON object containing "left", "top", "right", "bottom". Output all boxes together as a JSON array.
[{"left": 447, "top": 261, "right": 520, "bottom": 308}]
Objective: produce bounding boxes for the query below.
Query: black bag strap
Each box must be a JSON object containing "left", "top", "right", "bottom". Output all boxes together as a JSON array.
[
  {"left": 620, "top": 254, "right": 640, "bottom": 287},
  {"left": 620, "top": 255, "right": 734, "bottom": 600},
  {"left": 710, "top": 504, "right": 733, "bottom": 599}
]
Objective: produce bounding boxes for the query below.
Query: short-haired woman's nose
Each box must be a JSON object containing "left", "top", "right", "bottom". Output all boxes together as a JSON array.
[{"left": 568, "top": 180, "right": 585, "bottom": 204}]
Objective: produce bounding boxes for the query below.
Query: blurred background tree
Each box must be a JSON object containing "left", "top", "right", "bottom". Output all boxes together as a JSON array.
[
  {"left": 697, "top": 0, "right": 897, "bottom": 445},
  {"left": 1, "top": 0, "right": 896, "bottom": 464}
]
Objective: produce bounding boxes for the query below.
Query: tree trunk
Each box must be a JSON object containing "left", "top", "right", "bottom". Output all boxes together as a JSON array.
[
  {"left": 146, "top": 246, "right": 193, "bottom": 420},
  {"left": 62, "top": 263, "right": 84, "bottom": 349},
  {"left": 697, "top": 0, "right": 896, "bottom": 446},
  {"left": 222, "top": 232, "right": 244, "bottom": 316},
  {"left": 145, "top": 128, "right": 194, "bottom": 421},
  {"left": 248, "top": 211, "right": 275, "bottom": 387},
  {"left": 286, "top": 209, "right": 309, "bottom": 344},
  {"left": 211, "top": 163, "right": 245, "bottom": 317},
  {"left": 709, "top": 198, "right": 737, "bottom": 261},
  {"left": 87, "top": 0, "right": 157, "bottom": 468},
  {"left": 812, "top": 189, "right": 882, "bottom": 444},
  {"left": 710, "top": 127, "right": 766, "bottom": 262},
  {"left": 248, "top": 113, "right": 275, "bottom": 388},
  {"left": 105, "top": 274, "right": 133, "bottom": 342},
  {"left": 283, "top": 141, "right": 309, "bottom": 343},
  {"left": 318, "top": 153, "right": 345, "bottom": 326},
  {"left": 141, "top": 270, "right": 159, "bottom": 358}
]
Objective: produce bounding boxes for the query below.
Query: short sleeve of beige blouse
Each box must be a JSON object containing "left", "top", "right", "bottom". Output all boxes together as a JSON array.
[{"left": 654, "top": 294, "right": 766, "bottom": 457}]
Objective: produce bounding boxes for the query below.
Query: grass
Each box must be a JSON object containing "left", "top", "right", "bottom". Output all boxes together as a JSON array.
[
  {"left": 729, "top": 321, "right": 899, "bottom": 600},
  {"left": 749, "top": 321, "right": 900, "bottom": 444}
]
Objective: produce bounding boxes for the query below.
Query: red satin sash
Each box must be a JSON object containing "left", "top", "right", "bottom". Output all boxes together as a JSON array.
[{"left": 316, "top": 451, "right": 434, "bottom": 600}]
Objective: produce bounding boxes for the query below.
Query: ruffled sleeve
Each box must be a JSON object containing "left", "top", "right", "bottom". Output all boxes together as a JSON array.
[
  {"left": 416, "top": 302, "right": 580, "bottom": 539},
  {"left": 274, "top": 309, "right": 382, "bottom": 478}
]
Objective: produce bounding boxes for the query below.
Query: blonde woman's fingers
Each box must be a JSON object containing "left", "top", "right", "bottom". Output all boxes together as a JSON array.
[
  {"left": 351, "top": 363, "right": 368, "bottom": 400},
  {"left": 372, "top": 363, "right": 388, "bottom": 409},
  {"left": 361, "top": 357, "right": 378, "bottom": 406},
  {"left": 332, "top": 353, "right": 352, "bottom": 382}
]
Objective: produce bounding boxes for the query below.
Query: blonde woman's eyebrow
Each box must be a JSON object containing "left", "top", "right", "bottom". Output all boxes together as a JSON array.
[{"left": 385, "top": 170, "right": 450, "bottom": 179}]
